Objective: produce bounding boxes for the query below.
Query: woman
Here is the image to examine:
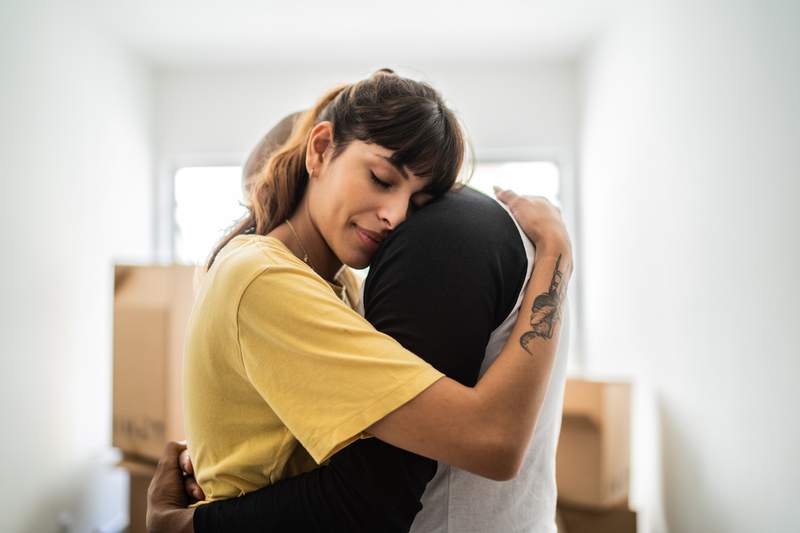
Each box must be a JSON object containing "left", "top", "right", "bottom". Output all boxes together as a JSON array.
[{"left": 183, "top": 69, "right": 573, "bottom": 505}]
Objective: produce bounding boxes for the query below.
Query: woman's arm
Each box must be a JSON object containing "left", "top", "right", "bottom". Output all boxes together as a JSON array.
[{"left": 368, "top": 190, "right": 572, "bottom": 481}]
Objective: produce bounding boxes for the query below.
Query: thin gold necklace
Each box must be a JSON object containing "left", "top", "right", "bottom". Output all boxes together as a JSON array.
[
  {"left": 285, "top": 219, "right": 317, "bottom": 272},
  {"left": 286, "top": 219, "right": 348, "bottom": 301}
]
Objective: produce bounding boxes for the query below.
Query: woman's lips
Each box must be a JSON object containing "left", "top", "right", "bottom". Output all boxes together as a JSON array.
[{"left": 354, "top": 225, "right": 383, "bottom": 252}]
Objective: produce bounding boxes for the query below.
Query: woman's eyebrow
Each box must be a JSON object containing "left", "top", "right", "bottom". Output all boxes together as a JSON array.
[{"left": 379, "top": 155, "right": 409, "bottom": 180}]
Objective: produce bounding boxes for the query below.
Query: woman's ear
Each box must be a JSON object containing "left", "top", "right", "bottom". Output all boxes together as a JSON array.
[{"left": 306, "top": 121, "right": 333, "bottom": 177}]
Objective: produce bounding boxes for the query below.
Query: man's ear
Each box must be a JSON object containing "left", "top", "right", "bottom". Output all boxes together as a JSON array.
[{"left": 306, "top": 121, "right": 333, "bottom": 176}]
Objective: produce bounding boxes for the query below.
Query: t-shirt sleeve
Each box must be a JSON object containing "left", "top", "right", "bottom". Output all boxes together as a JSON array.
[{"left": 237, "top": 263, "right": 444, "bottom": 465}]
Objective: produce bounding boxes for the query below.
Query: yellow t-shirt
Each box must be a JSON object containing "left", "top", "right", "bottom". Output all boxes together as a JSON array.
[{"left": 183, "top": 234, "right": 444, "bottom": 503}]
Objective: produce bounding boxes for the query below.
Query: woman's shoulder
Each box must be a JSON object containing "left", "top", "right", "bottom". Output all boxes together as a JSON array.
[
  {"left": 205, "top": 235, "right": 320, "bottom": 298},
  {"left": 216, "top": 235, "right": 300, "bottom": 271}
]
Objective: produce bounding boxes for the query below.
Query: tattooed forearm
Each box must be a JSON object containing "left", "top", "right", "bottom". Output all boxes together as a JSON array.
[{"left": 520, "top": 255, "right": 565, "bottom": 355}]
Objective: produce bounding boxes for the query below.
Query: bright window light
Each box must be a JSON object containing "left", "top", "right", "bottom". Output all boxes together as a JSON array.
[
  {"left": 171, "top": 162, "right": 561, "bottom": 266},
  {"left": 466, "top": 161, "right": 560, "bottom": 207},
  {"left": 174, "top": 166, "right": 246, "bottom": 265}
]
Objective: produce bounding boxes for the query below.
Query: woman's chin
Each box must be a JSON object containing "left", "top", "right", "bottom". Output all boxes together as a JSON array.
[
  {"left": 339, "top": 249, "right": 372, "bottom": 270},
  {"left": 344, "top": 257, "right": 371, "bottom": 270}
]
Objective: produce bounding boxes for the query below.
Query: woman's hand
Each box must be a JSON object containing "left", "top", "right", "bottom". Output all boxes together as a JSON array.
[{"left": 493, "top": 187, "right": 572, "bottom": 259}]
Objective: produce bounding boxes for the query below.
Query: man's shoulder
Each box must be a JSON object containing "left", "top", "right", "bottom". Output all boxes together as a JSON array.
[
  {"left": 407, "top": 186, "right": 510, "bottom": 229},
  {"left": 365, "top": 186, "right": 529, "bottom": 334},
  {"left": 368, "top": 185, "right": 528, "bottom": 275},
  {"left": 384, "top": 187, "right": 521, "bottom": 253}
]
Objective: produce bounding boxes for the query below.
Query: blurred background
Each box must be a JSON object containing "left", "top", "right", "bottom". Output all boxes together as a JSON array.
[{"left": 1, "top": 0, "right": 798, "bottom": 532}]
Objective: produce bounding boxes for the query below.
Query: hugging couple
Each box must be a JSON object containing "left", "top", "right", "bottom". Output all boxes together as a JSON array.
[{"left": 146, "top": 69, "right": 572, "bottom": 533}]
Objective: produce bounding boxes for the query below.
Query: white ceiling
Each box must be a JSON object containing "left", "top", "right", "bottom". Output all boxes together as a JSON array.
[{"left": 81, "top": 0, "right": 623, "bottom": 68}]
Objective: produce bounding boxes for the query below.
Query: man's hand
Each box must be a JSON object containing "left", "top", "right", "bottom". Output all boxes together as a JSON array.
[
  {"left": 146, "top": 441, "right": 196, "bottom": 533},
  {"left": 178, "top": 447, "right": 206, "bottom": 502}
]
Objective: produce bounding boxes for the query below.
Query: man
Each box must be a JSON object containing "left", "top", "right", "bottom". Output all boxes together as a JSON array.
[{"left": 147, "top": 114, "right": 569, "bottom": 533}]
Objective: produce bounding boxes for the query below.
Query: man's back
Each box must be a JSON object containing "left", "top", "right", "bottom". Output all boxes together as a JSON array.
[
  {"left": 367, "top": 186, "right": 569, "bottom": 532},
  {"left": 409, "top": 196, "right": 568, "bottom": 532}
]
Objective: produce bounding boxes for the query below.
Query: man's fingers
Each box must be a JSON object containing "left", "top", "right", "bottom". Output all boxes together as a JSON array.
[
  {"left": 155, "top": 442, "right": 182, "bottom": 474},
  {"left": 164, "top": 441, "right": 187, "bottom": 458},
  {"left": 184, "top": 476, "right": 206, "bottom": 502},
  {"left": 178, "top": 449, "right": 194, "bottom": 475}
]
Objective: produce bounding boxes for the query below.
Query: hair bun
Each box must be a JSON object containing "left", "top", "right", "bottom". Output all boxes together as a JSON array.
[{"left": 372, "top": 68, "right": 396, "bottom": 77}]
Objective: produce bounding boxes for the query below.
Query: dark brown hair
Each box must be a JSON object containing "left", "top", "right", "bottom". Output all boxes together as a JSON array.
[{"left": 207, "top": 69, "right": 466, "bottom": 269}]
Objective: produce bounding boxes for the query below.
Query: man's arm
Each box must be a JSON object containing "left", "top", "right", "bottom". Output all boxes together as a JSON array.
[
  {"left": 149, "top": 189, "right": 527, "bottom": 532},
  {"left": 192, "top": 440, "right": 436, "bottom": 533}
]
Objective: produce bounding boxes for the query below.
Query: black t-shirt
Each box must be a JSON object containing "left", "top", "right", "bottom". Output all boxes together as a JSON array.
[{"left": 194, "top": 186, "right": 527, "bottom": 532}]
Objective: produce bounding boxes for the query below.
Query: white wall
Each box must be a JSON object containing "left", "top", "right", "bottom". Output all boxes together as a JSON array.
[
  {"left": 0, "top": 3, "right": 154, "bottom": 531},
  {"left": 579, "top": 1, "right": 800, "bottom": 532},
  {"left": 155, "top": 63, "right": 578, "bottom": 160}
]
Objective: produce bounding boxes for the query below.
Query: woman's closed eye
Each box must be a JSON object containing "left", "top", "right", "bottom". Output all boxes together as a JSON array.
[{"left": 370, "top": 172, "right": 392, "bottom": 189}]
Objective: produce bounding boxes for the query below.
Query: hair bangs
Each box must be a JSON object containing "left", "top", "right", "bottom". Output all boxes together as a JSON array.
[{"left": 363, "top": 100, "right": 464, "bottom": 196}]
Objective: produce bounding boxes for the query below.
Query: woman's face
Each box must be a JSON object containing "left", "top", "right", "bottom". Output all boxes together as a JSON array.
[{"left": 308, "top": 135, "right": 434, "bottom": 269}]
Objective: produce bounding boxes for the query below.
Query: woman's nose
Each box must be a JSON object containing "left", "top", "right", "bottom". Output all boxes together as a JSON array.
[{"left": 378, "top": 196, "right": 410, "bottom": 229}]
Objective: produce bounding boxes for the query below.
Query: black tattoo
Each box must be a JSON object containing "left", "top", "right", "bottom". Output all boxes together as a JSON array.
[{"left": 520, "top": 255, "right": 565, "bottom": 355}]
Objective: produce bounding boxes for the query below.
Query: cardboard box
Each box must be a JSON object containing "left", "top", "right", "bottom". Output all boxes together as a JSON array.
[
  {"left": 557, "top": 504, "right": 637, "bottom": 533},
  {"left": 557, "top": 378, "right": 631, "bottom": 509},
  {"left": 120, "top": 457, "right": 156, "bottom": 533},
  {"left": 113, "top": 264, "right": 196, "bottom": 462}
]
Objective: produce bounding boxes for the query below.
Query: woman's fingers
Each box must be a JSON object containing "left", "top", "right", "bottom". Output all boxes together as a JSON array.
[
  {"left": 492, "top": 187, "right": 569, "bottom": 251},
  {"left": 493, "top": 186, "right": 518, "bottom": 205},
  {"left": 494, "top": 187, "right": 528, "bottom": 218}
]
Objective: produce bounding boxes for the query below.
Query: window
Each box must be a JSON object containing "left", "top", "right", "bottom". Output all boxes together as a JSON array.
[
  {"left": 170, "top": 161, "right": 562, "bottom": 265},
  {"left": 466, "top": 161, "right": 561, "bottom": 206},
  {"left": 173, "top": 166, "right": 246, "bottom": 265}
]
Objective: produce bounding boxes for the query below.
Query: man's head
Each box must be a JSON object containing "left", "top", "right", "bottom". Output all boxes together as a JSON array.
[{"left": 242, "top": 111, "right": 303, "bottom": 196}]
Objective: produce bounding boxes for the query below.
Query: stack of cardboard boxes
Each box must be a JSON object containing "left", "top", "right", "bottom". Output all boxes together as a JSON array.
[
  {"left": 556, "top": 378, "right": 636, "bottom": 533},
  {"left": 112, "top": 264, "right": 196, "bottom": 533}
]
